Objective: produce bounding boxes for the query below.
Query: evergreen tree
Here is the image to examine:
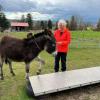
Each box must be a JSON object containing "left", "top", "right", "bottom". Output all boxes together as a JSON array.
[
  {"left": 40, "top": 21, "right": 47, "bottom": 29},
  {"left": 54, "top": 21, "right": 58, "bottom": 30},
  {"left": 0, "top": 12, "right": 10, "bottom": 32},
  {"left": 26, "top": 13, "right": 33, "bottom": 30},
  {"left": 66, "top": 20, "right": 70, "bottom": 29},
  {"left": 48, "top": 19, "right": 52, "bottom": 29},
  {"left": 70, "top": 16, "right": 77, "bottom": 30},
  {"left": 41, "top": 21, "right": 44, "bottom": 29}
]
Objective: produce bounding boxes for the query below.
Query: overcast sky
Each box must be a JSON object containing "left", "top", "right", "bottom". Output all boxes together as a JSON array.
[{"left": 0, "top": 0, "right": 100, "bottom": 23}]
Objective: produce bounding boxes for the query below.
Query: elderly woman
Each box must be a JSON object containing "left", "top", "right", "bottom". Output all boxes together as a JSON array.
[{"left": 54, "top": 19, "right": 71, "bottom": 72}]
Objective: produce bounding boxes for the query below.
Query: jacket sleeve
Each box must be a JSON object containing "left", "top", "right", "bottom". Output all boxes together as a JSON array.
[{"left": 62, "top": 30, "right": 71, "bottom": 45}]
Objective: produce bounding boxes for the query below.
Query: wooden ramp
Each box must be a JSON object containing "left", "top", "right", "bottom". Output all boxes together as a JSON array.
[{"left": 29, "top": 67, "right": 100, "bottom": 96}]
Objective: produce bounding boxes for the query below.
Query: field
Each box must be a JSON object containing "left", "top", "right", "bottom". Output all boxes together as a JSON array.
[{"left": 0, "top": 30, "right": 100, "bottom": 100}]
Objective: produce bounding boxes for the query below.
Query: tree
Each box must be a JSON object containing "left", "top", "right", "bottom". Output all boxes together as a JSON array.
[
  {"left": 0, "top": 5, "right": 3, "bottom": 12},
  {"left": 40, "top": 21, "right": 44, "bottom": 29},
  {"left": 40, "top": 20, "right": 47, "bottom": 29},
  {"left": 97, "top": 19, "right": 100, "bottom": 31},
  {"left": 26, "top": 13, "right": 33, "bottom": 30},
  {"left": 21, "top": 15, "right": 26, "bottom": 22},
  {"left": 76, "top": 16, "right": 85, "bottom": 30},
  {"left": 0, "top": 12, "right": 10, "bottom": 32},
  {"left": 54, "top": 21, "right": 58, "bottom": 30},
  {"left": 66, "top": 20, "right": 70, "bottom": 29},
  {"left": 70, "top": 16, "right": 78, "bottom": 30},
  {"left": 48, "top": 19, "right": 52, "bottom": 29}
]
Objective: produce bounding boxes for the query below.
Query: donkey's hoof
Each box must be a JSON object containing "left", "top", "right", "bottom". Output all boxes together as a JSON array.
[
  {"left": 36, "top": 72, "right": 40, "bottom": 75},
  {"left": 26, "top": 78, "right": 29, "bottom": 82},
  {"left": 36, "top": 69, "right": 41, "bottom": 75},
  {"left": 26, "top": 76, "right": 29, "bottom": 81},
  {"left": 0, "top": 77, "right": 4, "bottom": 80},
  {"left": 36, "top": 71, "right": 41, "bottom": 75},
  {"left": 12, "top": 73, "right": 16, "bottom": 76}
]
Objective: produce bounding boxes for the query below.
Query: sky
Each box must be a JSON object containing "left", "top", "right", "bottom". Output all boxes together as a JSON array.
[{"left": 0, "top": 0, "right": 100, "bottom": 23}]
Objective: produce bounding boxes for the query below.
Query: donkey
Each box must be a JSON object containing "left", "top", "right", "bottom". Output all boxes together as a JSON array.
[{"left": 0, "top": 29, "right": 56, "bottom": 80}]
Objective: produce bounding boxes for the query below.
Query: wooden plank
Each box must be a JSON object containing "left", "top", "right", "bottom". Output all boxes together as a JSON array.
[{"left": 29, "top": 67, "right": 100, "bottom": 96}]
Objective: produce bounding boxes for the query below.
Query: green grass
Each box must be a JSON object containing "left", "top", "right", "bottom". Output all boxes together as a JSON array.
[
  {"left": 72, "top": 30, "right": 100, "bottom": 40},
  {"left": 0, "top": 31, "right": 100, "bottom": 100}
]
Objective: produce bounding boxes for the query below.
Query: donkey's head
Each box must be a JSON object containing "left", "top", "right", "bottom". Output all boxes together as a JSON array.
[
  {"left": 25, "top": 29, "right": 56, "bottom": 54},
  {"left": 43, "top": 29, "right": 56, "bottom": 54}
]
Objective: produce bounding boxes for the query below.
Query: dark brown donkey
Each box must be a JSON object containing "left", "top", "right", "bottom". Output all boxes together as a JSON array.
[{"left": 0, "top": 29, "right": 56, "bottom": 80}]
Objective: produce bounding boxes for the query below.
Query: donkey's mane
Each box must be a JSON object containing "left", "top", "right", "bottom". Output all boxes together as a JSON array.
[{"left": 33, "top": 31, "right": 45, "bottom": 38}]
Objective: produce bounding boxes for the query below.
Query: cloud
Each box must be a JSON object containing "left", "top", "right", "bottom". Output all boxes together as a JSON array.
[
  {"left": 1, "top": 0, "right": 37, "bottom": 12},
  {"left": 1, "top": 0, "right": 100, "bottom": 22},
  {"left": 5, "top": 12, "right": 54, "bottom": 20}
]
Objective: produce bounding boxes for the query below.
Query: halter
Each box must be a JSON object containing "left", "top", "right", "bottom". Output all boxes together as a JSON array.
[
  {"left": 32, "top": 34, "right": 52, "bottom": 51},
  {"left": 33, "top": 36, "right": 42, "bottom": 51}
]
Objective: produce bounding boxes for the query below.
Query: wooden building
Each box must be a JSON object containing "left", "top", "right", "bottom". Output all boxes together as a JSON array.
[{"left": 11, "top": 22, "right": 29, "bottom": 31}]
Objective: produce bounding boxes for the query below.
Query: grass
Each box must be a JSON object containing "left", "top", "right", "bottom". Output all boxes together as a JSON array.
[{"left": 0, "top": 30, "right": 100, "bottom": 100}]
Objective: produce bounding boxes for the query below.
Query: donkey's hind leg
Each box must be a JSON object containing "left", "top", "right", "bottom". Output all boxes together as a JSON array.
[
  {"left": 25, "top": 63, "right": 30, "bottom": 80},
  {"left": 0, "top": 58, "right": 4, "bottom": 80},
  {"left": 7, "top": 59, "right": 15, "bottom": 76}
]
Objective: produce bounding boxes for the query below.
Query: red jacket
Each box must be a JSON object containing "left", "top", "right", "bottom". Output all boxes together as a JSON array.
[{"left": 54, "top": 28, "right": 71, "bottom": 53}]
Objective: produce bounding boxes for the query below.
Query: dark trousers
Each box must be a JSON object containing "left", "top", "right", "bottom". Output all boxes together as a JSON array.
[{"left": 54, "top": 52, "right": 67, "bottom": 72}]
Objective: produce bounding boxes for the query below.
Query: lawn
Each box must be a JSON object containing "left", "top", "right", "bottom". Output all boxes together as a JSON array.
[{"left": 0, "top": 30, "right": 100, "bottom": 100}]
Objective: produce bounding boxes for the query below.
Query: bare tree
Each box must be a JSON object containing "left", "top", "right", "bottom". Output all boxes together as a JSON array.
[
  {"left": 96, "top": 19, "right": 100, "bottom": 31},
  {"left": 77, "top": 16, "right": 85, "bottom": 30},
  {"left": 0, "top": 5, "right": 3, "bottom": 12},
  {"left": 70, "top": 16, "right": 78, "bottom": 30},
  {"left": 21, "top": 15, "right": 26, "bottom": 22}
]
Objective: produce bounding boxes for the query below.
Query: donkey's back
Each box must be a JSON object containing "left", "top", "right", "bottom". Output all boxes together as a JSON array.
[
  {"left": 0, "top": 36, "right": 24, "bottom": 47},
  {"left": 0, "top": 36, "right": 27, "bottom": 61}
]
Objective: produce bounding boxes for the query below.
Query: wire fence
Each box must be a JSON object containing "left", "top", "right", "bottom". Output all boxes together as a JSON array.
[{"left": 70, "top": 38, "right": 100, "bottom": 49}]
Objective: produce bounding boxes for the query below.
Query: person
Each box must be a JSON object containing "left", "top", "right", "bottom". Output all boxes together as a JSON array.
[{"left": 54, "top": 19, "right": 71, "bottom": 72}]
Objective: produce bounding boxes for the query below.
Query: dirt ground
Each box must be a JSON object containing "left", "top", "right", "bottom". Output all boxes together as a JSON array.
[{"left": 36, "top": 83, "right": 100, "bottom": 100}]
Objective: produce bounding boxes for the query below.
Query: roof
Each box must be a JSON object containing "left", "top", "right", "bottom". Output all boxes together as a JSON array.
[{"left": 11, "top": 22, "right": 29, "bottom": 27}]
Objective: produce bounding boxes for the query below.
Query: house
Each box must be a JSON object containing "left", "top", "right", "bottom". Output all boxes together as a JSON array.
[{"left": 11, "top": 22, "right": 29, "bottom": 31}]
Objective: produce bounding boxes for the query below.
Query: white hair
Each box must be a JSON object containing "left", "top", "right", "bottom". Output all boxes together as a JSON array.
[{"left": 58, "top": 19, "right": 67, "bottom": 27}]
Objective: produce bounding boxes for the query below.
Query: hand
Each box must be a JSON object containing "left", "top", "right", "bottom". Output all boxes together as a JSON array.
[
  {"left": 52, "top": 51, "right": 57, "bottom": 57},
  {"left": 57, "top": 42, "right": 62, "bottom": 45}
]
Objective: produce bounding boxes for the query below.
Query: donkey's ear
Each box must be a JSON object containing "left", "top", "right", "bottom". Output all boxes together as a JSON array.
[
  {"left": 27, "top": 33, "right": 33, "bottom": 38},
  {"left": 44, "top": 29, "right": 48, "bottom": 33},
  {"left": 44, "top": 28, "right": 51, "bottom": 32},
  {"left": 48, "top": 29, "right": 52, "bottom": 34},
  {"left": 44, "top": 29, "right": 52, "bottom": 35}
]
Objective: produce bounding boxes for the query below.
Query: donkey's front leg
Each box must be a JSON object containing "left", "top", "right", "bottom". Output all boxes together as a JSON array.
[
  {"left": 25, "top": 63, "right": 30, "bottom": 80},
  {"left": 35, "top": 56, "right": 45, "bottom": 65},
  {"left": 35, "top": 56, "right": 45, "bottom": 75},
  {"left": 36, "top": 61, "right": 42, "bottom": 75}
]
